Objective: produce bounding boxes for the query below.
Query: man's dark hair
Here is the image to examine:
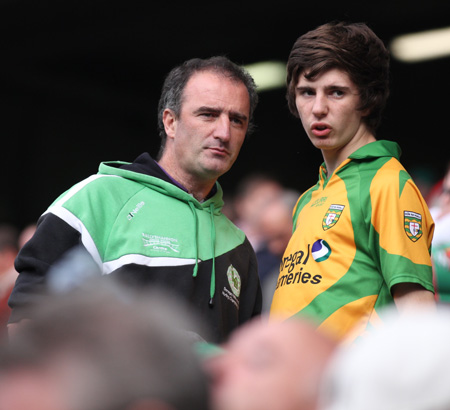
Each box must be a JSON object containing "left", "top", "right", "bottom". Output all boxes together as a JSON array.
[
  {"left": 156, "top": 56, "right": 258, "bottom": 159},
  {"left": 286, "top": 21, "right": 390, "bottom": 133}
]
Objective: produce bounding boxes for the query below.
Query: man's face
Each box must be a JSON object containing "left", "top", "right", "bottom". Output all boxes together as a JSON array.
[
  {"left": 295, "top": 68, "right": 371, "bottom": 161},
  {"left": 206, "top": 318, "right": 335, "bottom": 410},
  {"left": 163, "top": 71, "right": 250, "bottom": 184}
]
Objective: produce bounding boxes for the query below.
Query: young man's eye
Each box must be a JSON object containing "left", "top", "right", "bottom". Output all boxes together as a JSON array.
[
  {"left": 331, "top": 90, "right": 345, "bottom": 97},
  {"left": 296, "top": 87, "right": 314, "bottom": 97},
  {"left": 301, "top": 89, "right": 314, "bottom": 97}
]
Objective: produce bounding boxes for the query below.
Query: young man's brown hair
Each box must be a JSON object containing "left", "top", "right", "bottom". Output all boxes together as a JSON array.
[{"left": 286, "top": 21, "right": 390, "bottom": 133}]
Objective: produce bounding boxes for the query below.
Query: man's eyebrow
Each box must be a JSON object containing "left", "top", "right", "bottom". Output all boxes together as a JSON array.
[
  {"left": 193, "top": 106, "right": 220, "bottom": 115},
  {"left": 193, "top": 106, "right": 248, "bottom": 121},
  {"left": 230, "top": 111, "right": 248, "bottom": 122}
]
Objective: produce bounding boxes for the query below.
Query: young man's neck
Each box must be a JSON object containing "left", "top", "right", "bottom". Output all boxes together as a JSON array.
[{"left": 322, "top": 132, "right": 376, "bottom": 176}]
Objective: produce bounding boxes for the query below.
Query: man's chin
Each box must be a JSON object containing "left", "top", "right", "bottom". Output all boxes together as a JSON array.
[{"left": 201, "top": 159, "right": 235, "bottom": 179}]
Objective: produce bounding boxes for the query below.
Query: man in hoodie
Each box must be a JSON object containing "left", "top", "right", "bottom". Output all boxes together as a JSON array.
[{"left": 9, "top": 56, "right": 262, "bottom": 342}]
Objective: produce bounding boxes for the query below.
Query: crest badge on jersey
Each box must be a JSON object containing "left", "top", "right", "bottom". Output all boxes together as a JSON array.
[
  {"left": 227, "top": 265, "right": 241, "bottom": 297},
  {"left": 322, "top": 204, "right": 345, "bottom": 231},
  {"left": 404, "top": 211, "right": 423, "bottom": 242}
]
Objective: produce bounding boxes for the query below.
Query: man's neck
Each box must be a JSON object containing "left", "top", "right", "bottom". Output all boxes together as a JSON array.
[{"left": 156, "top": 160, "right": 215, "bottom": 202}]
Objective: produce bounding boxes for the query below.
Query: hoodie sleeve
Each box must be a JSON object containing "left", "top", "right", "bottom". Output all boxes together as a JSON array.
[{"left": 8, "top": 213, "right": 85, "bottom": 323}]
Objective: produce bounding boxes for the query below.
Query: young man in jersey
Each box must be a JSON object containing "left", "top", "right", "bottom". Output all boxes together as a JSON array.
[
  {"left": 270, "top": 22, "right": 435, "bottom": 342},
  {"left": 9, "top": 56, "right": 262, "bottom": 343}
]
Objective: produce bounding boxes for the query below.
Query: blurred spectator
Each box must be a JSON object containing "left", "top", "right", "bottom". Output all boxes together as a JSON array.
[
  {"left": 0, "top": 224, "right": 19, "bottom": 336},
  {"left": 430, "top": 162, "right": 450, "bottom": 302},
  {"left": 258, "top": 189, "right": 300, "bottom": 310},
  {"left": 259, "top": 190, "right": 299, "bottom": 258},
  {"left": 0, "top": 277, "right": 210, "bottom": 410},
  {"left": 18, "top": 223, "right": 36, "bottom": 249},
  {"left": 231, "top": 173, "right": 287, "bottom": 288},
  {"left": 319, "top": 306, "right": 450, "bottom": 410},
  {"left": 206, "top": 316, "right": 336, "bottom": 410},
  {"left": 232, "top": 173, "right": 284, "bottom": 251}
]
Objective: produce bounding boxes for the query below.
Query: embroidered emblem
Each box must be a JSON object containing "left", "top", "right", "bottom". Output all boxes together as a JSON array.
[
  {"left": 227, "top": 265, "right": 241, "bottom": 297},
  {"left": 404, "top": 211, "right": 423, "bottom": 242},
  {"left": 142, "top": 233, "right": 180, "bottom": 253},
  {"left": 322, "top": 204, "right": 345, "bottom": 231}
]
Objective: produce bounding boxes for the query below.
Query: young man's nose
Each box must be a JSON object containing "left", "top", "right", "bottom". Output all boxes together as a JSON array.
[{"left": 312, "top": 94, "right": 328, "bottom": 117}]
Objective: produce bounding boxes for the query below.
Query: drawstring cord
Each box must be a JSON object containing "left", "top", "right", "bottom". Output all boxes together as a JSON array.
[
  {"left": 188, "top": 201, "right": 216, "bottom": 307},
  {"left": 188, "top": 202, "right": 199, "bottom": 278},
  {"left": 209, "top": 202, "right": 216, "bottom": 307}
]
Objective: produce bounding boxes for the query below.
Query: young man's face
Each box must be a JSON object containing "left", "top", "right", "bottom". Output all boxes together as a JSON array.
[
  {"left": 295, "top": 68, "right": 372, "bottom": 163},
  {"left": 163, "top": 70, "right": 250, "bottom": 185}
]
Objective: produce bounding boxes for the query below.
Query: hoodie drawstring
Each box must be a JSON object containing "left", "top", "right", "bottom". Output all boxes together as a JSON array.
[
  {"left": 209, "top": 202, "right": 216, "bottom": 307},
  {"left": 188, "top": 202, "right": 199, "bottom": 278},
  {"left": 188, "top": 201, "right": 217, "bottom": 307}
]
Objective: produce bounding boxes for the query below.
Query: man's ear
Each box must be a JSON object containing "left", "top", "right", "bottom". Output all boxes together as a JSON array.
[{"left": 162, "top": 109, "right": 177, "bottom": 139}]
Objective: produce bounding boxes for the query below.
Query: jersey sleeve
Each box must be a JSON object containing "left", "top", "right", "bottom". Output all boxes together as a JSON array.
[{"left": 369, "top": 163, "right": 434, "bottom": 292}]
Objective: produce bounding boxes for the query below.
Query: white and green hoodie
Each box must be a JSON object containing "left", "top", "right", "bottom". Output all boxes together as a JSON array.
[{"left": 11, "top": 153, "right": 262, "bottom": 342}]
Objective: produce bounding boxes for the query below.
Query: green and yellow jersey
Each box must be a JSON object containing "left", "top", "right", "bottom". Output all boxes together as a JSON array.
[{"left": 270, "top": 141, "right": 434, "bottom": 342}]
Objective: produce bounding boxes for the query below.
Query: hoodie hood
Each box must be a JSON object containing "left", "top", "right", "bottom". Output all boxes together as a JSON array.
[{"left": 98, "top": 152, "right": 224, "bottom": 212}]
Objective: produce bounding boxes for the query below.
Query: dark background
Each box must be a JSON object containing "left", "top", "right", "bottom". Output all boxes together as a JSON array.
[{"left": 2, "top": 0, "right": 450, "bottom": 229}]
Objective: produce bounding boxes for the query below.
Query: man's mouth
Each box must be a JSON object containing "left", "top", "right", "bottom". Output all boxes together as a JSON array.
[{"left": 208, "top": 146, "right": 229, "bottom": 156}]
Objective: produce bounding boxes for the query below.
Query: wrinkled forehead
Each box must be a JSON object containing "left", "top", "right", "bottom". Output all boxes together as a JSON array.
[{"left": 182, "top": 71, "right": 250, "bottom": 113}]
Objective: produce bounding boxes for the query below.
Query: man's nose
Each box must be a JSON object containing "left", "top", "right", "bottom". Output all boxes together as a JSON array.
[{"left": 214, "top": 115, "right": 231, "bottom": 140}]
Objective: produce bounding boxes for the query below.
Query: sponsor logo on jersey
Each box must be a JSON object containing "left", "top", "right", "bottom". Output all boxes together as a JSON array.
[
  {"left": 404, "top": 211, "right": 423, "bottom": 242},
  {"left": 276, "top": 244, "right": 322, "bottom": 289},
  {"left": 322, "top": 204, "right": 345, "bottom": 231},
  {"left": 227, "top": 265, "right": 241, "bottom": 297},
  {"left": 311, "top": 239, "right": 332, "bottom": 262}
]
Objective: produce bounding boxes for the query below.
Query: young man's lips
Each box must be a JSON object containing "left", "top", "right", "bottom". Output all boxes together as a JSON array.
[{"left": 311, "top": 123, "right": 331, "bottom": 137}]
